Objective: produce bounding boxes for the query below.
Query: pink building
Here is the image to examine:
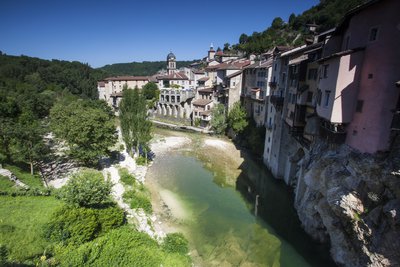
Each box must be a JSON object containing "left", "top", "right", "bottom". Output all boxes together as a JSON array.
[{"left": 316, "top": 0, "right": 400, "bottom": 153}]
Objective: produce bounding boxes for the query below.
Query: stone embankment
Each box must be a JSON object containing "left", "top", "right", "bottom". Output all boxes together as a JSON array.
[{"left": 294, "top": 139, "right": 400, "bottom": 267}]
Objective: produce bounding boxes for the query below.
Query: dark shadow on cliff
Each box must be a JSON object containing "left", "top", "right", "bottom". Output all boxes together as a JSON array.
[{"left": 234, "top": 146, "right": 337, "bottom": 267}]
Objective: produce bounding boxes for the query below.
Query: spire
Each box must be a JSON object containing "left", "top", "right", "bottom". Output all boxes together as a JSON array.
[{"left": 209, "top": 43, "right": 215, "bottom": 52}]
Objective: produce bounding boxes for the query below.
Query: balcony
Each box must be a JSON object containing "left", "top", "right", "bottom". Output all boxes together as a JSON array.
[
  {"left": 159, "top": 88, "right": 195, "bottom": 104},
  {"left": 320, "top": 122, "right": 347, "bottom": 144},
  {"left": 269, "top": 81, "right": 277, "bottom": 88},
  {"left": 270, "top": 95, "right": 284, "bottom": 108}
]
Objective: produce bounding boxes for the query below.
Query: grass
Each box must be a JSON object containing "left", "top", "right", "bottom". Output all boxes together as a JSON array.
[
  {"left": 0, "top": 175, "right": 17, "bottom": 193},
  {"left": 0, "top": 196, "right": 62, "bottom": 264},
  {"left": 118, "top": 168, "right": 136, "bottom": 186},
  {"left": 3, "top": 164, "right": 45, "bottom": 189}
]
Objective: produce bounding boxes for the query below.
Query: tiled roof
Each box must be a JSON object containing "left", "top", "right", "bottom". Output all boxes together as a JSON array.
[
  {"left": 226, "top": 70, "right": 242, "bottom": 79},
  {"left": 104, "top": 76, "right": 149, "bottom": 81},
  {"left": 97, "top": 81, "right": 105, "bottom": 87},
  {"left": 198, "top": 88, "right": 213, "bottom": 93},
  {"left": 110, "top": 92, "right": 123, "bottom": 97},
  {"left": 193, "top": 70, "right": 205, "bottom": 74},
  {"left": 157, "top": 72, "right": 189, "bottom": 80},
  {"left": 197, "top": 77, "right": 209, "bottom": 82},
  {"left": 192, "top": 99, "right": 213, "bottom": 106}
]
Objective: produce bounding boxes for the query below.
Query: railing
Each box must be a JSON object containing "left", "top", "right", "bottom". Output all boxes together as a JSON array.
[{"left": 319, "top": 123, "right": 347, "bottom": 144}]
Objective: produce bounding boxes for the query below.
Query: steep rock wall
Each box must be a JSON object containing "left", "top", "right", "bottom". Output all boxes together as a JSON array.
[{"left": 295, "top": 139, "right": 400, "bottom": 267}]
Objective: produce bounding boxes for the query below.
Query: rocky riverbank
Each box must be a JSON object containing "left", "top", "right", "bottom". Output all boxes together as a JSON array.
[{"left": 294, "top": 139, "right": 400, "bottom": 267}]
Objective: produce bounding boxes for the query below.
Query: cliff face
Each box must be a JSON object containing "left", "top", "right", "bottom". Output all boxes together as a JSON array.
[{"left": 295, "top": 139, "right": 400, "bottom": 267}]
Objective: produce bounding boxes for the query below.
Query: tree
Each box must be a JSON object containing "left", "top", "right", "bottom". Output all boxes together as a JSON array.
[
  {"left": 142, "top": 82, "right": 159, "bottom": 100},
  {"left": 59, "top": 169, "right": 113, "bottom": 207},
  {"left": 50, "top": 99, "right": 117, "bottom": 166},
  {"left": 227, "top": 102, "right": 248, "bottom": 134},
  {"left": 223, "top": 43, "right": 230, "bottom": 53},
  {"left": 210, "top": 104, "right": 227, "bottom": 135},
  {"left": 10, "top": 112, "right": 48, "bottom": 175},
  {"left": 119, "top": 87, "right": 152, "bottom": 158},
  {"left": 239, "top": 33, "right": 249, "bottom": 44},
  {"left": 271, "top": 17, "right": 285, "bottom": 29}
]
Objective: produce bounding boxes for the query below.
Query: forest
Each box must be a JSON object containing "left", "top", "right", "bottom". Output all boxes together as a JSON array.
[{"left": 98, "top": 60, "right": 199, "bottom": 76}]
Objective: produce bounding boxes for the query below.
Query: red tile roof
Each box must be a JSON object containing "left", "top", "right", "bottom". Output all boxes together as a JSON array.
[
  {"left": 197, "top": 77, "right": 209, "bottom": 82},
  {"left": 192, "top": 99, "right": 213, "bottom": 106},
  {"left": 97, "top": 81, "right": 105, "bottom": 87},
  {"left": 104, "top": 76, "right": 149, "bottom": 81},
  {"left": 157, "top": 72, "right": 188, "bottom": 80}
]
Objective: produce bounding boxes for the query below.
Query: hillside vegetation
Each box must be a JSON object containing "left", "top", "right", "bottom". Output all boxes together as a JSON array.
[
  {"left": 98, "top": 60, "right": 199, "bottom": 76},
  {"left": 232, "top": 0, "right": 367, "bottom": 54}
]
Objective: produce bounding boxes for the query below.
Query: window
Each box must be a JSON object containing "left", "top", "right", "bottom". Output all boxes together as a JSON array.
[
  {"left": 307, "top": 92, "right": 313, "bottom": 103},
  {"left": 308, "top": 68, "right": 318, "bottom": 80},
  {"left": 322, "top": 65, "right": 329, "bottom": 78},
  {"left": 324, "top": 90, "right": 331, "bottom": 107},
  {"left": 232, "top": 81, "right": 236, "bottom": 87},
  {"left": 316, "top": 90, "right": 322, "bottom": 106},
  {"left": 369, "top": 27, "right": 378, "bottom": 42},
  {"left": 356, "top": 100, "right": 364, "bottom": 112}
]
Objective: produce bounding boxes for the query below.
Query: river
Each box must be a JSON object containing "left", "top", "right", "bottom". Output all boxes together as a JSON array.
[{"left": 146, "top": 131, "right": 335, "bottom": 267}]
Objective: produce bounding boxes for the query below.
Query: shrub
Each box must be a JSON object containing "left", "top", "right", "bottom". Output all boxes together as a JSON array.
[
  {"left": 123, "top": 185, "right": 152, "bottom": 214},
  {"left": 162, "top": 233, "right": 189, "bottom": 255},
  {"left": 119, "top": 168, "right": 136, "bottom": 186},
  {"left": 55, "top": 227, "right": 163, "bottom": 266},
  {"left": 44, "top": 205, "right": 125, "bottom": 245},
  {"left": 136, "top": 156, "right": 147, "bottom": 166},
  {"left": 59, "top": 169, "right": 112, "bottom": 207}
]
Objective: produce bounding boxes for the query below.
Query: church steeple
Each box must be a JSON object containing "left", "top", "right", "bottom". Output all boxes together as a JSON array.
[
  {"left": 167, "top": 51, "right": 176, "bottom": 75},
  {"left": 208, "top": 43, "right": 215, "bottom": 61}
]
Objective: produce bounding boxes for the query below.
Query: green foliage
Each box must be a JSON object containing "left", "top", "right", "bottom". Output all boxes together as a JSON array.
[
  {"left": 228, "top": 102, "right": 248, "bottom": 134},
  {"left": 118, "top": 168, "right": 136, "bottom": 186},
  {"left": 0, "top": 175, "right": 16, "bottom": 193},
  {"left": 0, "top": 244, "right": 8, "bottom": 266},
  {"left": 98, "top": 60, "right": 198, "bottom": 76},
  {"left": 136, "top": 156, "right": 147, "bottom": 166},
  {"left": 55, "top": 226, "right": 190, "bottom": 267},
  {"left": 234, "top": 0, "right": 366, "bottom": 55},
  {"left": 240, "top": 119, "right": 266, "bottom": 157},
  {"left": 211, "top": 104, "right": 227, "bottom": 135},
  {"left": 44, "top": 204, "right": 125, "bottom": 246},
  {"left": 4, "top": 164, "right": 45, "bottom": 190},
  {"left": 194, "top": 118, "right": 201, "bottom": 127},
  {"left": 123, "top": 182, "right": 152, "bottom": 214},
  {"left": 142, "top": 82, "right": 159, "bottom": 100},
  {"left": 119, "top": 88, "right": 152, "bottom": 157},
  {"left": 58, "top": 169, "right": 112, "bottom": 208},
  {"left": 162, "top": 233, "right": 189, "bottom": 255},
  {"left": 50, "top": 99, "right": 117, "bottom": 166},
  {"left": 0, "top": 196, "right": 62, "bottom": 263}
]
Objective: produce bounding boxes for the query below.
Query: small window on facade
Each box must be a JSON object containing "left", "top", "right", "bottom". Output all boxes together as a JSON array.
[
  {"left": 369, "top": 27, "right": 378, "bottom": 42},
  {"left": 307, "top": 91, "right": 313, "bottom": 102},
  {"left": 324, "top": 90, "right": 331, "bottom": 107},
  {"left": 368, "top": 73, "right": 373, "bottom": 79},
  {"left": 323, "top": 65, "right": 329, "bottom": 78},
  {"left": 356, "top": 100, "right": 364, "bottom": 112}
]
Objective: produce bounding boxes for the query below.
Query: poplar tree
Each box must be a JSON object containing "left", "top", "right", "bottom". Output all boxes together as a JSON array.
[{"left": 119, "top": 86, "right": 152, "bottom": 158}]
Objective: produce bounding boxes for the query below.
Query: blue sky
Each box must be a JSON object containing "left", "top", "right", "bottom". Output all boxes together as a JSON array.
[{"left": 0, "top": 0, "right": 319, "bottom": 68}]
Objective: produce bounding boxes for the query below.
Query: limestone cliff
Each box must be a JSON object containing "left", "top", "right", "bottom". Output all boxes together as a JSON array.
[{"left": 294, "top": 138, "right": 400, "bottom": 267}]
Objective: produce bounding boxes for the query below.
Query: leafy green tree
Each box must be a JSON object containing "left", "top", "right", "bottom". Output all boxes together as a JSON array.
[
  {"left": 119, "top": 87, "right": 152, "bottom": 158},
  {"left": 210, "top": 104, "right": 227, "bottom": 135},
  {"left": 142, "top": 82, "right": 159, "bottom": 100},
  {"left": 59, "top": 169, "right": 113, "bottom": 207},
  {"left": 239, "top": 33, "right": 249, "bottom": 44},
  {"left": 10, "top": 112, "right": 48, "bottom": 175},
  {"left": 228, "top": 102, "right": 248, "bottom": 134},
  {"left": 50, "top": 99, "right": 117, "bottom": 166}
]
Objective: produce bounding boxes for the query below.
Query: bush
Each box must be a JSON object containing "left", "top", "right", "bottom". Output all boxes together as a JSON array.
[
  {"left": 136, "top": 156, "right": 147, "bottom": 166},
  {"left": 55, "top": 227, "right": 162, "bottom": 266},
  {"left": 59, "top": 169, "right": 112, "bottom": 208},
  {"left": 119, "top": 168, "right": 136, "bottom": 186},
  {"left": 130, "top": 193, "right": 152, "bottom": 214},
  {"left": 44, "top": 205, "right": 125, "bottom": 245},
  {"left": 162, "top": 233, "right": 189, "bottom": 255}
]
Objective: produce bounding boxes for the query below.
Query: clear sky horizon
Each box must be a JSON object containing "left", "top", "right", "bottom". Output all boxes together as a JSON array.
[{"left": 0, "top": 0, "right": 319, "bottom": 68}]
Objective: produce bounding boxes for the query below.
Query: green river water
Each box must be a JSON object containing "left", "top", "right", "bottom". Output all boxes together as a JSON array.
[{"left": 146, "top": 146, "right": 335, "bottom": 267}]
